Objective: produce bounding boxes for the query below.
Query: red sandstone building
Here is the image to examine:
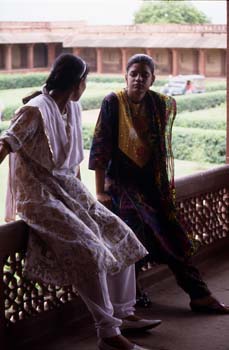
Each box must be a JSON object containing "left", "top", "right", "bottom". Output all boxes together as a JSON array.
[{"left": 0, "top": 22, "right": 227, "bottom": 76}]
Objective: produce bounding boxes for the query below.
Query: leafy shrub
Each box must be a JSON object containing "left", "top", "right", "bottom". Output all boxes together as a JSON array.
[
  {"left": 205, "top": 82, "right": 226, "bottom": 92},
  {"left": 88, "top": 75, "right": 125, "bottom": 83},
  {"left": 1, "top": 122, "right": 226, "bottom": 164},
  {"left": 175, "top": 91, "right": 226, "bottom": 113},
  {"left": 174, "top": 104, "right": 226, "bottom": 130},
  {"left": 172, "top": 127, "right": 226, "bottom": 164},
  {"left": 82, "top": 124, "right": 95, "bottom": 149},
  {"left": 0, "top": 73, "right": 167, "bottom": 90},
  {"left": 1, "top": 105, "right": 19, "bottom": 121},
  {"left": 0, "top": 73, "right": 47, "bottom": 90},
  {"left": 82, "top": 125, "right": 226, "bottom": 164},
  {"left": 81, "top": 94, "right": 105, "bottom": 110},
  {"left": 3, "top": 90, "right": 225, "bottom": 120}
]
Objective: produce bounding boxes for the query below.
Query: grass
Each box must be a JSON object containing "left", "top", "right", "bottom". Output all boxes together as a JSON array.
[
  {"left": 0, "top": 86, "right": 40, "bottom": 107},
  {"left": 0, "top": 82, "right": 126, "bottom": 109}
]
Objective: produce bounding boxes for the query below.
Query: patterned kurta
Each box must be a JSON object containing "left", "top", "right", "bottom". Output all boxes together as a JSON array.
[
  {"left": 89, "top": 90, "right": 195, "bottom": 268},
  {"left": 0, "top": 93, "right": 147, "bottom": 286}
]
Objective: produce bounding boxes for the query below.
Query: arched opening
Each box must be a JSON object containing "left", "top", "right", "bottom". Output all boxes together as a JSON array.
[
  {"left": 34, "top": 43, "right": 48, "bottom": 68},
  {"left": 12, "top": 44, "right": 27, "bottom": 69}
]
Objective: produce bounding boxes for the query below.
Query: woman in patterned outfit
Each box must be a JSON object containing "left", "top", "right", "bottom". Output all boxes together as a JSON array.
[
  {"left": 89, "top": 53, "right": 229, "bottom": 315},
  {"left": 0, "top": 53, "right": 161, "bottom": 350}
]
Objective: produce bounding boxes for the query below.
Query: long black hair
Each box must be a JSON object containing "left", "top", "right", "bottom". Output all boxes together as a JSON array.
[
  {"left": 23, "top": 53, "right": 89, "bottom": 104},
  {"left": 126, "top": 54, "right": 155, "bottom": 74}
]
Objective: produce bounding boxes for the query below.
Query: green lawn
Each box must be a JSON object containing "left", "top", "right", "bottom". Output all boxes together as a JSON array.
[
  {"left": 0, "top": 82, "right": 126, "bottom": 109},
  {"left": 0, "top": 86, "right": 40, "bottom": 107}
]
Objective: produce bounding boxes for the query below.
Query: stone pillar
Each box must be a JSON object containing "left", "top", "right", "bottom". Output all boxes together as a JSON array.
[
  {"left": 96, "top": 48, "right": 103, "bottom": 74},
  {"left": 5, "top": 44, "right": 12, "bottom": 71},
  {"left": 222, "top": 49, "right": 226, "bottom": 76},
  {"left": 73, "top": 47, "right": 81, "bottom": 56},
  {"left": 171, "top": 49, "right": 179, "bottom": 76},
  {"left": 48, "top": 43, "right": 56, "bottom": 67},
  {"left": 226, "top": 1, "right": 229, "bottom": 164},
  {"left": 198, "top": 49, "right": 206, "bottom": 76},
  {"left": 27, "top": 44, "right": 34, "bottom": 69},
  {"left": 225, "top": 49, "right": 227, "bottom": 77},
  {"left": 146, "top": 48, "right": 154, "bottom": 58},
  {"left": 121, "top": 48, "right": 127, "bottom": 74}
]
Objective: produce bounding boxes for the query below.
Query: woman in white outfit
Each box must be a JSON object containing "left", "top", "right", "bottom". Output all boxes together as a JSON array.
[{"left": 0, "top": 54, "right": 161, "bottom": 350}]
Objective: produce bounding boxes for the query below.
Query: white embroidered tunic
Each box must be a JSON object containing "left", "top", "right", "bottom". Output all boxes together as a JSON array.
[{"left": 1, "top": 93, "right": 147, "bottom": 286}]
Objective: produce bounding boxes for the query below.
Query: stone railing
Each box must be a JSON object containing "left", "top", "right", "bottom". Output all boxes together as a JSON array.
[
  {"left": 175, "top": 165, "right": 229, "bottom": 246},
  {"left": 0, "top": 165, "right": 228, "bottom": 348}
]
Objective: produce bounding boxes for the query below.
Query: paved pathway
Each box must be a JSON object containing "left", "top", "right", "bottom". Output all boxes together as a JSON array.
[{"left": 29, "top": 248, "right": 229, "bottom": 350}]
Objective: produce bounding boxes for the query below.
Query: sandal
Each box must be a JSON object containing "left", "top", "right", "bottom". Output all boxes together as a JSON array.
[
  {"left": 190, "top": 299, "right": 229, "bottom": 314},
  {"left": 135, "top": 292, "right": 152, "bottom": 308}
]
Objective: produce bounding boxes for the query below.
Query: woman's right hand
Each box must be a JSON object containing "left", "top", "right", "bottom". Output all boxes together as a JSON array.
[{"left": 96, "top": 192, "right": 113, "bottom": 210}]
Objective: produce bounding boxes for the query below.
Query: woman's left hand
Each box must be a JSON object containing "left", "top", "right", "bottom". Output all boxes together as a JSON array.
[{"left": 97, "top": 192, "right": 113, "bottom": 210}]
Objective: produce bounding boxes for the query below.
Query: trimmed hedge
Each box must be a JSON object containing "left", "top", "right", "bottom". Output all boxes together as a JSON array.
[
  {"left": 81, "top": 93, "right": 107, "bottom": 111},
  {"left": 0, "top": 73, "right": 47, "bottom": 90},
  {"left": 0, "top": 71, "right": 226, "bottom": 91},
  {"left": 175, "top": 91, "right": 226, "bottom": 113},
  {"left": 0, "top": 72, "right": 167, "bottom": 90},
  {"left": 205, "top": 82, "right": 226, "bottom": 92},
  {"left": 1, "top": 105, "right": 19, "bottom": 121},
  {"left": 174, "top": 104, "right": 226, "bottom": 130},
  {"left": 83, "top": 124, "right": 226, "bottom": 164},
  {"left": 82, "top": 125, "right": 95, "bottom": 150},
  {"left": 1, "top": 121, "right": 226, "bottom": 164},
  {"left": 3, "top": 89, "right": 226, "bottom": 121},
  {"left": 172, "top": 127, "right": 226, "bottom": 164}
]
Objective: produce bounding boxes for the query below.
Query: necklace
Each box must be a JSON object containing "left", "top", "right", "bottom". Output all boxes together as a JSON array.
[
  {"left": 129, "top": 101, "right": 143, "bottom": 119},
  {"left": 125, "top": 91, "right": 145, "bottom": 120}
]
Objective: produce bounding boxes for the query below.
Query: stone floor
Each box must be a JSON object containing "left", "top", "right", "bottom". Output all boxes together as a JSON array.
[{"left": 27, "top": 246, "right": 229, "bottom": 350}]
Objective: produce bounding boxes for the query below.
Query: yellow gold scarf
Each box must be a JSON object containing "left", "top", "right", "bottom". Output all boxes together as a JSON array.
[{"left": 116, "top": 90, "right": 151, "bottom": 168}]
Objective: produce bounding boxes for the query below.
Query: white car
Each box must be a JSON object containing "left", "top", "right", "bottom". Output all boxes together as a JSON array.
[{"left": 160, "top": 74, "right": 206, "bottom": 96}]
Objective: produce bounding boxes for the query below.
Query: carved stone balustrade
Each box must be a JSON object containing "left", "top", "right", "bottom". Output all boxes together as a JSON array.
[
  {"left": 175, "top": 165, "right": 229, "bottom": 246},
  {"left": 0, "top": 165, "right": 228, "bottom": 349}
]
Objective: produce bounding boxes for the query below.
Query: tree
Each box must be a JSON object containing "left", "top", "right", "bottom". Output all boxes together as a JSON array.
[{"left": 134, "top": 0, "right": 211, "bottom": 24}]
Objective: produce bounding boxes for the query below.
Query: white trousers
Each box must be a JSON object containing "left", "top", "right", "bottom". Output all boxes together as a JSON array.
[{"left": 76, "top": 264, "right": 136, "bottom": 338}]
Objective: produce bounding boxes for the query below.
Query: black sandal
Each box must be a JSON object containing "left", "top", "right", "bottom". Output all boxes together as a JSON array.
[
  {"left": 136, "top": 291, "right": 152, "bottom": 308},
  {"left": 190, "top": 300, "right": 229, "bottom": 314}
]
